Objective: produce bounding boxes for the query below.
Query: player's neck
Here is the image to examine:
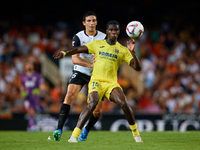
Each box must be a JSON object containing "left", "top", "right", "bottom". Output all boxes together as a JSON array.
[
  {"left": 85, "top": 30, "right": 96, "bottom": 36},
  {"left": 106, "top": 39, "right": 117, "bottom": 45},
  {"left": 26, "top": 71, "right": 34, "bottom": 76}
]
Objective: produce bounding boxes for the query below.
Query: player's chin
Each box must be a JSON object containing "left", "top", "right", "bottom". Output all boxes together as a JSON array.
[
  {"left": 110, "top": 36, "right": 117, "bottom": 40},
  {"left": 89, "top": 28, "right": 95, "bottom": 32}
]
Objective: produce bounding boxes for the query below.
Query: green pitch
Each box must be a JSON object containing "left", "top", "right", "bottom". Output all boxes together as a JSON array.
[{"left": 0, "top": 131, "right": 199, "bottom": 150}]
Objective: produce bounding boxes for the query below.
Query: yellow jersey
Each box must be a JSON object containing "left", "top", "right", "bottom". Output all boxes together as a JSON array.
[{"left": 85, "top": 39, "right": 133, "bottom": 83}]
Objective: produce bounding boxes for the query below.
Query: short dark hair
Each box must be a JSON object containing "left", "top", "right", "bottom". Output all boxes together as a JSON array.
[
  {"left": 83, "top": 11, "right": 97, "bottom": 21},
  {"left": 106, "top": 20, "right": 120, "bottom": 29}
]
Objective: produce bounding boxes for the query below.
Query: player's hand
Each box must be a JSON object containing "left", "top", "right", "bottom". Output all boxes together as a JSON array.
[
  {"left": 91, "top": 54, "right": 97, "bottom": 68},
  {"left": 93, "top": 54, "right": 97, "bottom": 63},
  {"left": 127, "top": 39, "right": 135, "bottom": 52},
  {"left": 53, "top": 51, "right": 65, "bottom": 59},
  {"left": 21, "top": 91, "right": 28, "bottom": 98},
  {"left": 32, "top": 88, "right": 40, "bottom": 95}
]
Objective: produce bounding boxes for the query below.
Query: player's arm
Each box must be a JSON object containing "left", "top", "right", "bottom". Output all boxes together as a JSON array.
[
  {"left": 53, "top": 46, "right": 88, "bottom": 59},
  {"left": 127, "top": 39, "right": 141, "bottom": 71},
  {"left": 20, "top": 81, "right": 28, "bottom": 98},
  {"left": 32, "top": 75, "right": 45, "bottom": 95},
  {"left": 72, "top": 54, "right": 94, "bottom": 68},
  {"left": 71, "top": 35, "right": 93, "bottom": 68}
]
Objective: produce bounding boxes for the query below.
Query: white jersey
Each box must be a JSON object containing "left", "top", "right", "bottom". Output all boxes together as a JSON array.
[{"left": 72, "top": 30, "right": 106, "bottom": 76}]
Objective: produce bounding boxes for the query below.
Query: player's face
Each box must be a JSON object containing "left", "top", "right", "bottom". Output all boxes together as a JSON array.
[
  {"left": 25, "top": 62, "right": 34, "bottom": 72},
  {"left": 83, "top": 15, "right": 97, "bottom": 32},
  {"left": 106, "top": 24, "right": 120, "bottom": 40}
]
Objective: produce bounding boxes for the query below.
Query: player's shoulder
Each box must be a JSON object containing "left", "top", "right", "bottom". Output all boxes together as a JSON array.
[
  {"left": 33, "top": 72, "right": 42, "bottom": 77},
  {"left": 21, "top": 73, "right": 26, "bottom": 79},
  {"left": 96, "top": 30, "right": 106, "bottom": 36},
  {"left": 72, "top": 30, "right": 84, "bottom": 40},
  {"left": 116, "top": 41, "right": 125, "bottom": 48},
  {"left": 90, "top": 39, "right": 105, "bottom": 44},
  {"left": 75, "top": 30, "right": 85, "bottom": 37},
  {"left": 96, "top": 30, "right": 106, "bottom": 39},
  {"left": 116, "top": 42, "right": 129, "bottom": 52}
]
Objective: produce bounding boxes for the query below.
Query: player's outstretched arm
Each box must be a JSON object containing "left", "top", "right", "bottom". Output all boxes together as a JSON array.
[
  {"left": 127, "top": 39, "right": 141, "bottom": 71},
  {"left": 53, "top": 45, "right": 88, "bottom": 59}
]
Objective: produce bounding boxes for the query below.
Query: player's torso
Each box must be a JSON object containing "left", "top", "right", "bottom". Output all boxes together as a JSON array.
[
  {"left": 22, "top": 73, "right": 39, "bottom": 92},
  {"left": 92, "top": 40, "right": 125, "bottom": 82},
  {"left": 73, "top": 30, "right": 106, "bottom": 76}
]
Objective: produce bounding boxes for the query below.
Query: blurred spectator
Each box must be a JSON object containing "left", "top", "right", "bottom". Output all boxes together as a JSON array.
[
  {"left": 20, "top": 62, "right": 44, "bottom": 131},
  {"left": 0, "top": 19, "right": 200, "bottom": 115}
]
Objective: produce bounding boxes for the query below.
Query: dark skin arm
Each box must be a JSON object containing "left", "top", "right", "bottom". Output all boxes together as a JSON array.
[
  {"left": 126, "top": 39, "right": 142, "bottom": 71},
  {"left": 53, "top": 39, "right": 141, "bottom": 71},
  {"left": 53, "top": 46, "right": 88, "bottom": 59}
]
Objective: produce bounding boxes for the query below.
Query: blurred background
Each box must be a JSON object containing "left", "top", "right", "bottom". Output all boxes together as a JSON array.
[{"left": 0, "top": 0, "right": 200, "bottom": 131}]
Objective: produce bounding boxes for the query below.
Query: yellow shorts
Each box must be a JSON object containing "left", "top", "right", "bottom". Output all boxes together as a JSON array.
[{"left": 87, "top": 79, "right": 122, "bottom": 103}]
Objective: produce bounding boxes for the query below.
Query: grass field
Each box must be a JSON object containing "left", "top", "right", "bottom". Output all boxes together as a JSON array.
[{"left": 0, "top": 131, "right": 199, "bottom": 150}]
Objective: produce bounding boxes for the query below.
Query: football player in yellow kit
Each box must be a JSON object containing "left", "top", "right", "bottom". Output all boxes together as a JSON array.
[{"left": 53, "top": 20, "right": 143, "bottom": 143}]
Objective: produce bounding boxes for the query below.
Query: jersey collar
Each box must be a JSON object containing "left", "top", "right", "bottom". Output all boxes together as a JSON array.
[
  {"left": 106, "top": 39, "right": 117, "bottom": 45},
  {"left": 84, "top": 30, "right": 98, "bottom": 37}
]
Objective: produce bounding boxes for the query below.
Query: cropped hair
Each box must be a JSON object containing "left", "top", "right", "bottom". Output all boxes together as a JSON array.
[
  {"left": 106, "top": 20, "right": 120, "bottom": 29},
  {"left": 83, "top": 11, "right": 97, "bottom": 21}
]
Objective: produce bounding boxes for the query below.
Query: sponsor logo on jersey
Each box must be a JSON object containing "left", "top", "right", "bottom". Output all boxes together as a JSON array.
[
  {"left": 99, "top": 51, "right": 117, "bottom": 59},
  {"left": 100, "top": 46, "right": 105, "bottom": 48}
]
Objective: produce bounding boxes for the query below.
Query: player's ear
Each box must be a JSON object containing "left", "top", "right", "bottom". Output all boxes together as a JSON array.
[
  {"left": 106, "top": 29, "right": 108, "bottom": 34},
  {"left": 82, "top": 21, "right": 85, "bottom": 26}
]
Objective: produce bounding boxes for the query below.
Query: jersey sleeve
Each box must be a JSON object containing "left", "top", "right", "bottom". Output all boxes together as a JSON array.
[
  {"left": 122, "top": 48, "right": 134, "bottom": 65},
  {"left": 38, "top": 74, "right": 44, "bottom": 85},
  {"left": 72, "top": 35, "right": 80, "bottom": 47},
  {"left": 20, "top": 75, "right": 25, "bottom": 86},
  {"left": 85, "top": 41, "right": 96, "bottom": 54}
]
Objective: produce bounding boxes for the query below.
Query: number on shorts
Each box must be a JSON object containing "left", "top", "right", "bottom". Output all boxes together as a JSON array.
[
  {"left": 92, "top": 82, "right": 99, "bottom": 87},
  {"left": 71, "top": 73, "right": 77, "bottom": 79}
]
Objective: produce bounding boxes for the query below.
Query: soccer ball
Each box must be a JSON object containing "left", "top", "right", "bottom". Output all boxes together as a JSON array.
[{"left": 126, "top": 21, "right": 144, "bottom": 39}]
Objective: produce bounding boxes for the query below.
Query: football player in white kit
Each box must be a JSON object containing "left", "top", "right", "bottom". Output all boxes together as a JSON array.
[{"left": 53, "top": 11, "right": 106, "bottom": 141}]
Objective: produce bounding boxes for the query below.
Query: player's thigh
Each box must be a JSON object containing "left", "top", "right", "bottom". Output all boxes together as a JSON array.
[
  {"left": 88, "top": 80, "right": 103, "bottom": 103},
  {"left": 64, "top": 84, "right": 82, "bottom": 104},
  {"left": 109, "top": 87, "right": 126, "bottom": 105},
  {"left": 24, "top": 100, "right": 36, "bottom": 115}
]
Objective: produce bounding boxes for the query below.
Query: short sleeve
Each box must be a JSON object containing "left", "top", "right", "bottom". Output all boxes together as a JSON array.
[
  {"left": 72, "top": 35, "right": 80, "bottom": 47},
  {"left": 38, "top": 74, "right": 44, "bottom": 85},
  {"left": 85, "top": 41, "right": 96, "bottom": 54},
  {"left": 122, "top": 48, "right": 133, "bottom": 65}
]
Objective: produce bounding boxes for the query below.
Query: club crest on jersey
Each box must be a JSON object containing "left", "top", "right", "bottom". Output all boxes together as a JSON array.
[{"left": 115, "top": 49, "right": 119, "bottom": 54}]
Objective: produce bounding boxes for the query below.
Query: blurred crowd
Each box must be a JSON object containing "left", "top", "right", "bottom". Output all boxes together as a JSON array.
[{"left": 0, "top": 20, "right": 200, "bottom": 115}]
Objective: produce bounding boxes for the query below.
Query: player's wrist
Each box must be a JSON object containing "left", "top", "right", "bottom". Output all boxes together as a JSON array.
[{"left": 61, "top": 51, "right": 66, "bottom": 56}]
